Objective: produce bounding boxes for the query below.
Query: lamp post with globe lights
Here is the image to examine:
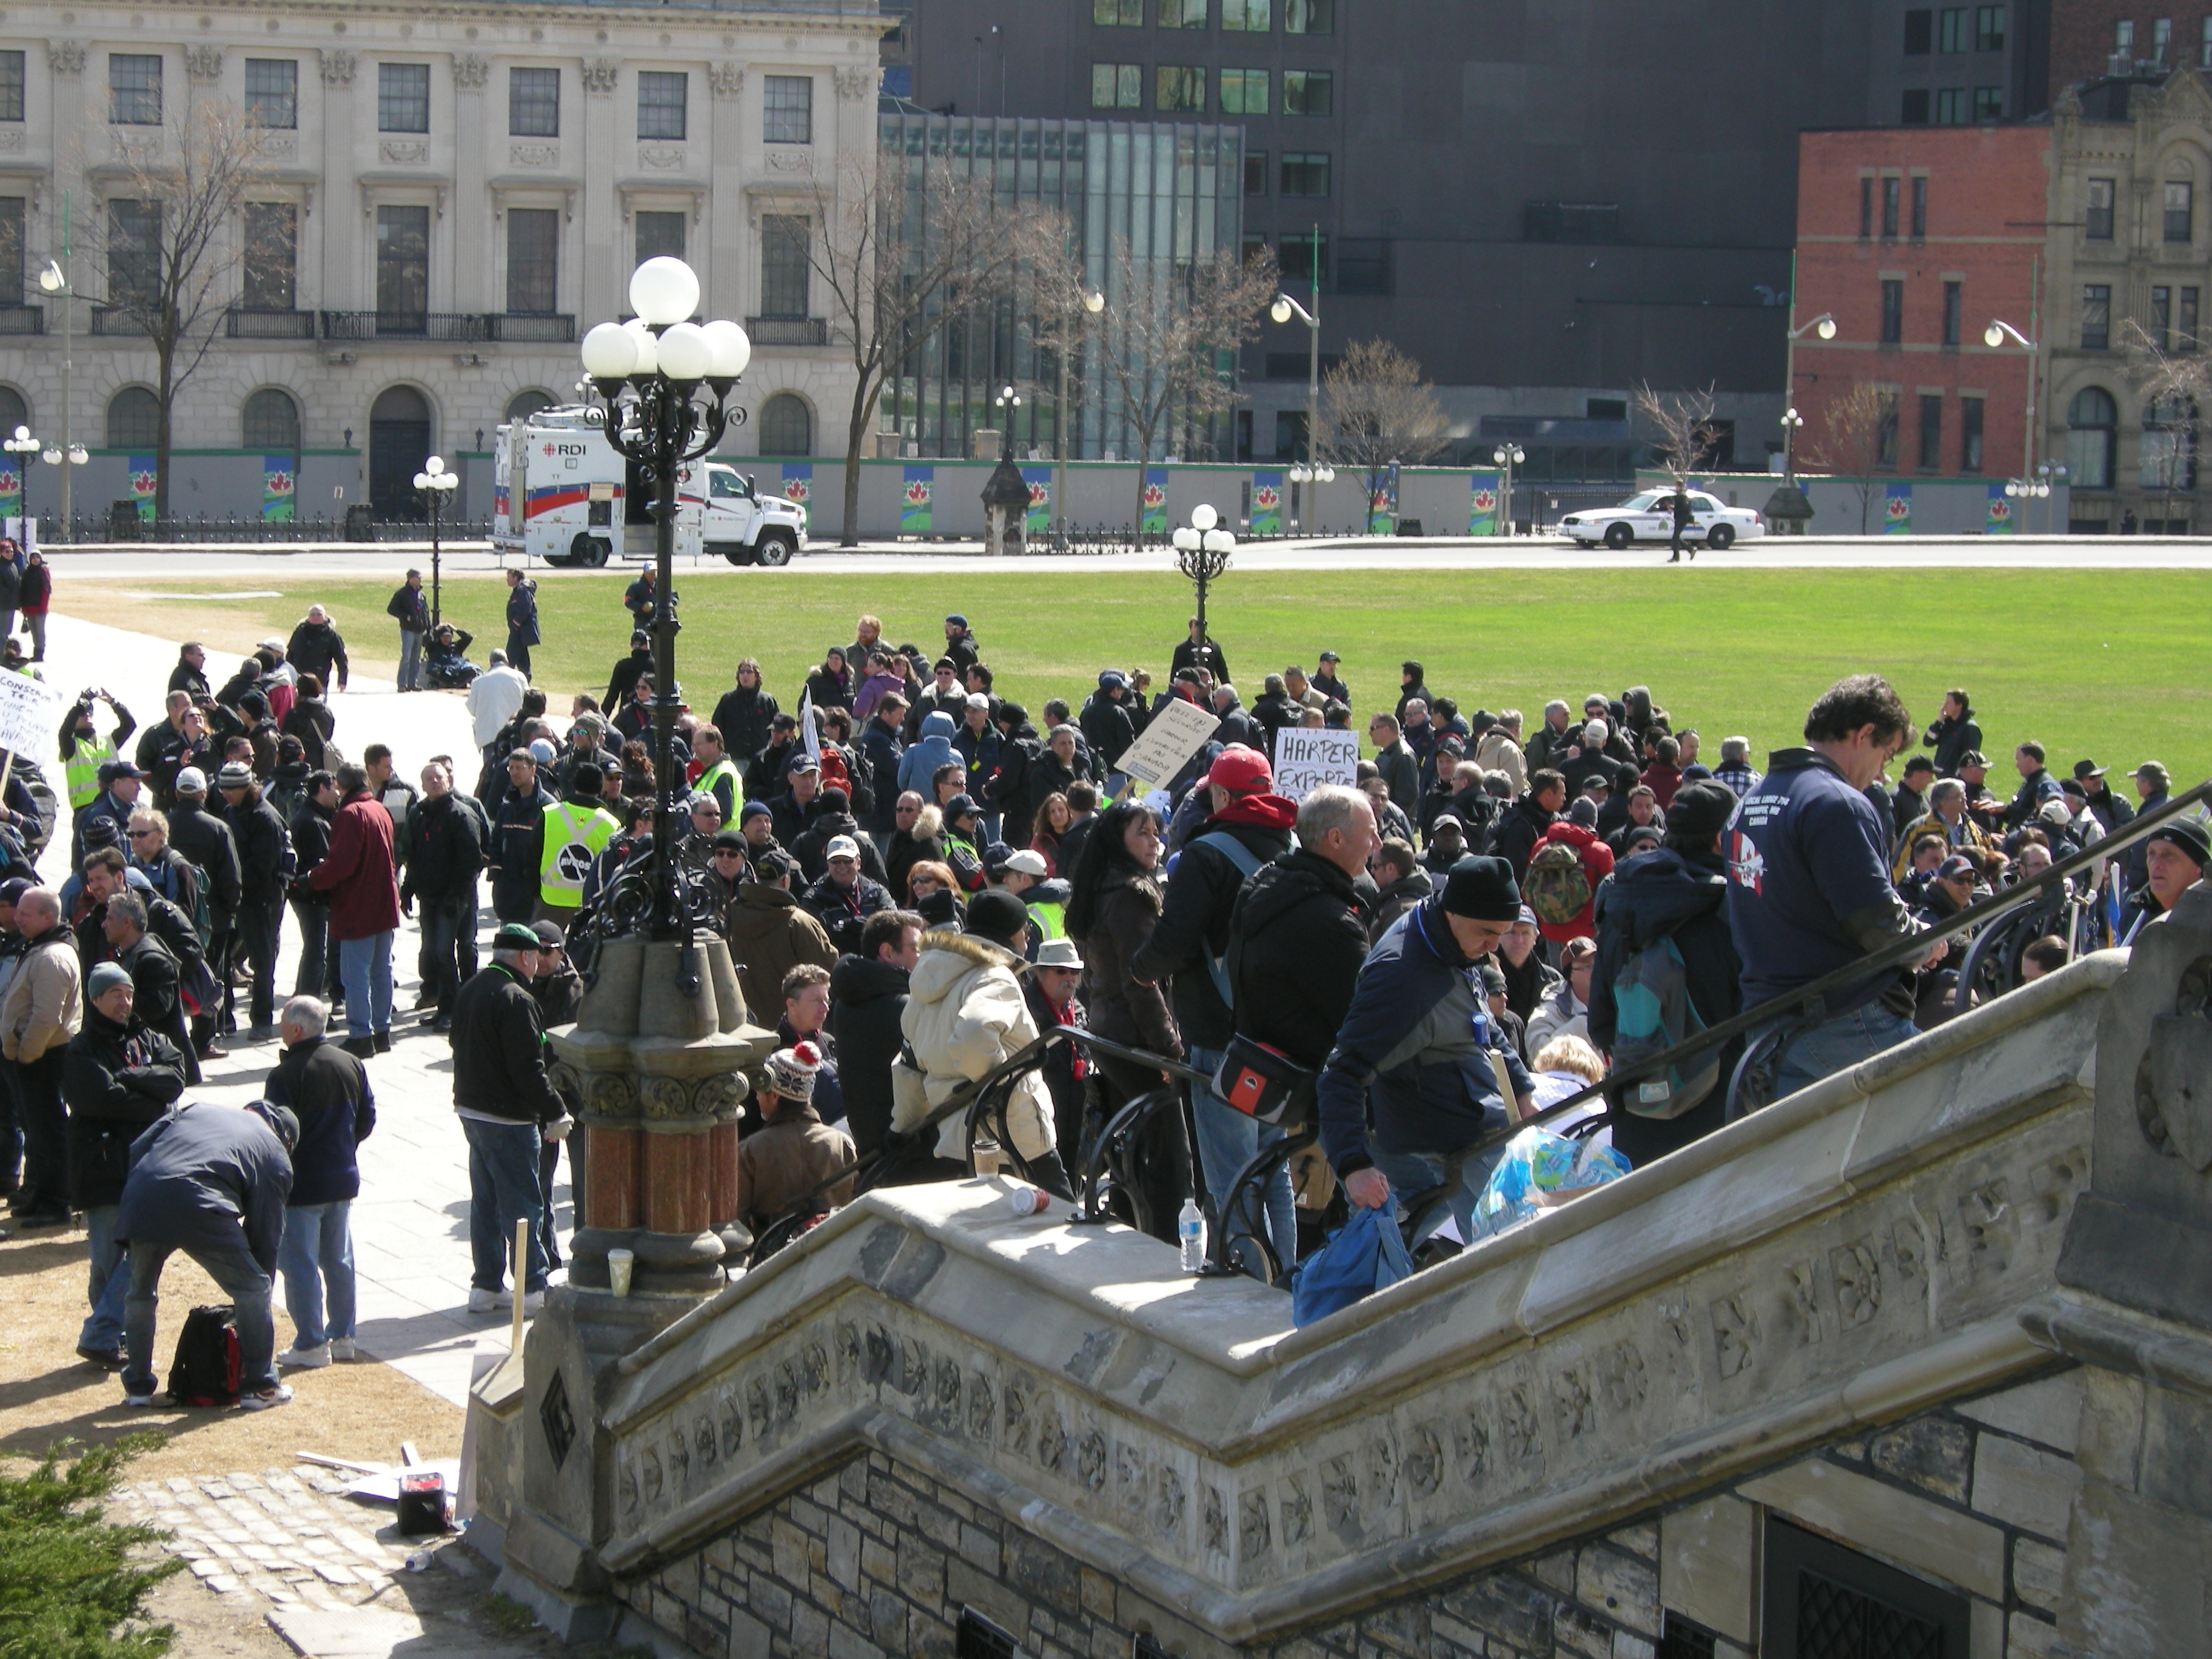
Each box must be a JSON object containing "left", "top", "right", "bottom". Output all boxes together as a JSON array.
[
  {"left": 1272, "top": 281, "right": 1324, "bottom": 494},
  {"left": 577, "top": 256, "right": 752, "bottom": 943},
  {"left": 1052, "top": 286, "right": 1105, "bottom": 543},
  {"left": 1780, "top": 310, "right": 1837, "bottom": 483},
  {"left": 5, "top": 424, "right": 86, "bottom": 534},
  {"left": 1493, "top": 443, "right": 1526, "bottom": 537},
  {"left": 36, "top": 226, "right": 76, "bottom": 538},
  {"left": 1172, "top": 503, "right": 1235, "bottom": 674},
  {"left": 412, "top": 455, "right": 458, "bottom": 625}
]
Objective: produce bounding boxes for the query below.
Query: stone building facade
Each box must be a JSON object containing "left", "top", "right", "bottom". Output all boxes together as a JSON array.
[{"left": 0, "top": 0, "right": 883, "bottom": 523}]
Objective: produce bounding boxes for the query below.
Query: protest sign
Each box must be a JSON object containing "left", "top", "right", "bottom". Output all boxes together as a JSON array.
[
  {"left": 1272, "top": 727, "right": 1360, "bottom": 799},
  {"left": 1116, "top": 698, "right": 1220, "bottom": 790}
]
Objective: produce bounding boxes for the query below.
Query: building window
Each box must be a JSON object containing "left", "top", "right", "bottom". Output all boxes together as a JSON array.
[
  {"left": 2154, "top": 17, "right": 2174, "bottom": 61},
  {"left": 1943, "top": 279, "right": 1962, "bottom": 345},
  {"left": 1091, "top": 64, "right": 1142, "bottom": 107},
  {"left": 2068, "top": 387, "right": 2117, "bottom": 487},
  {"left": 1282, "top": 70, "right": 1332, "bottom": 115},
  {"left": 1881, "top": 279, "right": 1905, "bottom": 343},
  {"left": 2116, "top": 20, "right": 2136, "bottom": 55},
  {"left": 2082, "top": 283, "right": 2111, "bottom": 349},
  {"left": 1919, "top": 395, "right": 1943, "bottom": 469},
  {"left": 107, "top": 199, "right": 162, "bottom": 309},
  {"left": 0, "top": 51, "right": 22, "bottom": 122},
  {"left": 507, "top": 389, "right": 556, "bottom": 424},
  {"left": 1904, "top": 8, "right": 1932, "bottom": 52},
  {"left": 1961, "top": 395, "right": 1984, "bottom": 471},
  {"left": 758, "top": 394, "right": 813, "bottom": 458},
  {"left": 763, "top": 75, "right": 812, "bottom": 144},
  {"left": 1882, "top": 176, "right": 1900, "bottom": 236},
  {"left": 2153, "top": 284, "right": 2173, "bottom": 350},
  {"left": 760, "top": 215, "right": 810, "bottom": 318},
  {"left": 509, "top": 67, "right": 560, "bottom": 137},
  {"left": 1241, "top": 233, "right": 1270, "bottom": 267},
  {"left": 1093, "top": 0, "right": 1142, "bottom": 23},
  {"left": 1222, "top": 0, "right": 1271, "bottom": 29},
  {"left": 1977, "top": 4, "right": 2006, "bottom": 49},
  {"left": 1911, "top": 176, "right": 1928, "bottom": 236},
  {"left": 506, "top": 207, "right": 558, "bottom": 315},
  {"left": 1902, "top": 89, "right": 1930, "bottom": 123},
  {"left": 1939, "top": 7, "right": 1968, "bottom": 52},
  {"left": 1860, "top": 177, "right": 1872, "bottom": 237},
  {"left": 1285, "top": 0, "right": 1332, "bottom": 32},
  {"left": 110, "top": 54, "right": 162, "bottom": 126},
  {"left": 1156, "top": 65, "right": 1205, "bottom": 110},
  {"left": 1876, "top": 390, "right": 1900, "bottom": 466},
  {"left": 635, "top": 210, "right": 685, "bottom": 268},
  {"left": 2202, "top": 16, "right": 2212, "bottom": 66},
  {"left": 1936, "top": 87, "right": 1967, "bottom": 122},
  {"left": 1220, "top": 69, "right": 1269, "bottom": 113},
  {"left": 1280, "top": 152, "right": 1330, "bottom": 196},
  {"left": 1243, "top": 150, "right": 1267, "bottom": 194},
  {"left": 376, "top": 204, "right": 430, "bottom": 324},
  {"left": 1974, "top": 87, "right": 2003, "bottom": 118},
  {"left": 107, "top": 386, "right": 161, "bottom": 450},
  {"left": 241, "top": 201, "right": 297, "bottom": 311},
  {"left": 2142, "top": 395, "right": 2196, "bottom": 491},
  {"left": 1160, "top": 0, "right": 1207, "bottom": 25},
  {"left": 2086, "top": 177, "right": 2114, "bottom": 239},
  {"left": 378, "top": 62, "right": 429, "bottom": 133},
  {"left": 2183, "top": 286, "right": 2200, "bottom": 350},
  {"left": 1279, "top": 232, "right": 1328, "bottom": 286},
  {"left": 243, "top": 387, "right": 300, "bottom": 453},
  {"left": 638, "top": 71, "right": 688, "bottom": 140},
  {"left": 244, "top": 59, "right": 297, "bottom": 129},
  {"left": 2165, "top": 179, "right": 2193, "bottom": 242},
  {"left": 0, "top": 198, "right": 23, "bottom": 301}
]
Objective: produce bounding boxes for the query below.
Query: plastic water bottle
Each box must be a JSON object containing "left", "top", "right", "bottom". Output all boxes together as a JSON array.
[{"left": 1178, "top": 1198, "right": 1207, "bottom": 1273}]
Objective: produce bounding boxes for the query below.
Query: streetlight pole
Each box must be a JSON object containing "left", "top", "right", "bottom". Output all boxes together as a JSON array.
[
  {"left": 1271, "top": 271, "right": 1328, "bottom": 532},
  {"left": 580, "top": 259, "right": 752, "bottom": 943},
  {"left": 1492, "top": 443, "right": 1524, "bottom": 537},
  {"left": 36, "top": 195, "right": 74, "bottom": 540},
  {"left": 1781, "top": 309, "right": 1837, "bottom": 486},
  {"left": 1171, "top": 503, "right": 1235, "bottom": 668},
  {"left": 1053, "top": 284, "right": 1104, "bottom": 546},
  {"left": 1985, "top": 311, "right": 2039, "bottom": 499},
  {"left": 412, "top": 455, "right": 457, "bottom": 625}
]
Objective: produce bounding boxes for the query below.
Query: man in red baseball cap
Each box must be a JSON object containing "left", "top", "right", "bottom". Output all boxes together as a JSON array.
[{"left": 1130, "top": 745, "right": 1301, "bottom": 1275}]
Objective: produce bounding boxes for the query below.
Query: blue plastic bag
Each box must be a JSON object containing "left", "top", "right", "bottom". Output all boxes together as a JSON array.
[{"left": 1291, "top": 1202, "right": 1415, "bottom": 1327}]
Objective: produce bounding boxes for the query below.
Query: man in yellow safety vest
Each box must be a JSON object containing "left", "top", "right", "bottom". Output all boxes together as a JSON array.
[
  {"left": 60, "top": 689, "right": 138, "bottom": 811},
  {"left": 534, "top": 763, "right": 623, "bottom": 923},
  {"left": 692, "top": 725, "right": 742, "bottom": 822}
]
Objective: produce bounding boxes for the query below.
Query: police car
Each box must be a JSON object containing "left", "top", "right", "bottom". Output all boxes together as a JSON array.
[{"left": 1559, "top": 489, "right": 1765, "bottom": 551}]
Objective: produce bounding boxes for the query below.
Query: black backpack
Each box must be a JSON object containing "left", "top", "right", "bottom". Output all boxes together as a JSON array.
[{"left": 167, "top": 1304, "right": 242, "bottom": 1406}]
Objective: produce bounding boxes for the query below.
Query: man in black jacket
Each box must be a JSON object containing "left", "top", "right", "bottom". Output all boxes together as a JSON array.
[
  {"left": 489, "top": 748, "right": 553, "bottom": 924},
  {"left": 605, "top": 631, "right": 653, "bottom": 712},
  {"left": 217, "top": 763, "right": 292, "bottom": 1039},
  {"left": 167, "top": 766, "right": 243, "bottom": 1038},
  {"left": 451, "top": 925, "right": 568, "bottom": 1311},
  {"left": 168, "top": 643, "right": 212, "bottom": 701},
  {"left": 503, "top": 572, "right": 540, "bottom": 679},
  {"left": 288, "top": 770, "right": 340, "bottom": 1005},
  {"left": 65, "top": 963, "right": 187, "bottom": 1369},
  {"left": 1222, "top": 783, "right": 1376, "bottom": 1274},
  {"left": 101, "top": 893, "right": 198, "bottom": 1085},
  {"left": 387, "top": 570, "right": 431, "bottom": 692},
  {"left": 264, "top": 995, "right": 374, "bottom": 1367},
  {"left": 828, "top": 909, "right": 920, "bottom": 1159},
  {"left": 1587, "top": 780, "right": 1743, "bottom": 1168},
  {"left": 285, "top": 606, "right": 349, "bottom": 695},
  {"left": 1492, "top": 770, "right": 1565, "bottom": 880},
  {"left": 403, "top": 760, "right": 485, "bottom": 1031}
]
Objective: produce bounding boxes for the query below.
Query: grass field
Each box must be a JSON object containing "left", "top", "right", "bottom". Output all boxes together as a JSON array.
[{"left": 55, "top": 566, "right": 2212, "bottom": 786}]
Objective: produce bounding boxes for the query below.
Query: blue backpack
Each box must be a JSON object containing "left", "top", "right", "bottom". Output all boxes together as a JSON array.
[
  {"left": 1607, "top": 931, "right": 1720, "bottom": 1119},
  {"left": 1292, "top": 1204, "right": 1414, "bottom": 1327}
]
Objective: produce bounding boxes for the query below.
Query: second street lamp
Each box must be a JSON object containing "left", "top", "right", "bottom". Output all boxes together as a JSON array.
[
  {"left": 1492, "top": 444, "right": 1526, "bottom": 537},
  {"left": 412, "top": 455, "right": 458, "bottom": 625}
]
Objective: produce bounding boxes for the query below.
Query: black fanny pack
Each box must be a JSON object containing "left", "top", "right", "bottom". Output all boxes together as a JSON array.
[{"left": 1214, "top": 1034, "right": 1316, "bottom": 1127}]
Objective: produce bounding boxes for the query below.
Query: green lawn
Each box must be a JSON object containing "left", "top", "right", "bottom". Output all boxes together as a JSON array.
[{"left": 63, "top": 567, "right": 2212, "bottom": 786}]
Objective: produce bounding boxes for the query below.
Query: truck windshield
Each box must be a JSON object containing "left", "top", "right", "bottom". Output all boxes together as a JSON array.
[{"left": 709, "top": 471, "right": 748, "bottom": 500}]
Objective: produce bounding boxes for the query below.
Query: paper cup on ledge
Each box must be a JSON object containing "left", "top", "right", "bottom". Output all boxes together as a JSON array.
[{"left": 608, "top": 1248, "right": 635, "bottom": 1297}]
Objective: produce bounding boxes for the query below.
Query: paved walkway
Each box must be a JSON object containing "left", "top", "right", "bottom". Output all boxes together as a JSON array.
[{"left": 30, "top": 611, "right": 555, "bottom": 1408}]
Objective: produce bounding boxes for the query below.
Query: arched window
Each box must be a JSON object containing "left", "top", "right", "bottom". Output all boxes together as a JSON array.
[
  {"left": 369, "top": 385, "right": 434, "bottom": 518},
  {"left": 506, "top": 389, "right": 557, "bottom": 424},
  {"left": 106, "top": 386, "right": 161, "bottom": 450},
  {"left": 243, "top": 387, "right": 300, "bottom": 452},
  {"left": 2141, "top": 395, "right": 2198, "bottom": 492},
  {"left": 757, "top": 392, "right": 812, "bottom": 457},
  {"left": 2067, "top": 387, "right": 2117, "bottom": 489},
  {"left": 0, "top": 386, "right": 27, "bottom": 439}
]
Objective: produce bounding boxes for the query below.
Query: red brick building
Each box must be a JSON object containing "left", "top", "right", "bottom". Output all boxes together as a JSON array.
[
  {"left": 2049, "top": 3, "right": 2212, "bottom": 99},
  {"left": 1792, "top": 126, "right": 2051, "bottom": 484}
]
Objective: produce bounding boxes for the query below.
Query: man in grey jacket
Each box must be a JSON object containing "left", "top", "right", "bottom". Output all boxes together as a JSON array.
[{"left": 113, "top": 1100, "right": 297, "bottom": 1409}]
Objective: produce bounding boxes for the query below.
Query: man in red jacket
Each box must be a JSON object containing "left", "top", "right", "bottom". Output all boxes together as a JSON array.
[{"left": 306, "top": 763, "right": 400, "bottom": 1058}]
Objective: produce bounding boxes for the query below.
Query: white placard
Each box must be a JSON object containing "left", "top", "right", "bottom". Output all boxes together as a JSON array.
[
  {"left": 1116, "top": 697, "right": 1221, "bottom": 789},
  {"left": 1272, "top": 727, "right": 1361, "bottom": 800},
  {"left": 0, "top": 668, "right": 61, "bottom": 762}
]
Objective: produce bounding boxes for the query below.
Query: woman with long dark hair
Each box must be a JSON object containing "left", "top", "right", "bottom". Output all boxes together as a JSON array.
[
  {"left": 1030, "top": 792, "right": 1073, "bottom": 877},
  {"left": 1064, "top": 799, "right": 1191, "bottom": 1241}
]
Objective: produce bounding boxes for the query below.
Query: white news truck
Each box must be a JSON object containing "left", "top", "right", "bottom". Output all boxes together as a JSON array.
[{"left": 493, "top": 406, "right": 808, "bottom": 568}]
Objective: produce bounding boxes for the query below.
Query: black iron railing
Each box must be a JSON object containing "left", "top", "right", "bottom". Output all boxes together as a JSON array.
[
  {"left": 225, "top": 307, "right": 317, "bottom": 339},
  {"left": 744, "top": 316, "right": 828, "bottom": 346},
  {"left": 0, "top": 304, "right": 44, "bottom": 335}
]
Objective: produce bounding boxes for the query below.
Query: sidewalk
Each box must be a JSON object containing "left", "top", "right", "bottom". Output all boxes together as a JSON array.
[{"left": 28, "top": 611, "right": 558, "bottom": 1407}]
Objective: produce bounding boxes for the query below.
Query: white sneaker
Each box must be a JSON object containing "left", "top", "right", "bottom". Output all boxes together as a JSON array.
[
  {"left": 237, "top": 1384, "right": 294, "bottom": 1411},
  {"left": 467, "top": 1288, "right": 501, "bottom": 1314},
  {"left": 327, "top": 1337, "right": 357, "bottom": 1361},
  {"left": 278, "top": 1342, "right": 331, "bottom": 1370},
  {"left": 519, "top": 1291, "right": 545, "bottom": 1315},
  {"left": 123, "top": 1390, "right": 159, "bottom": 1407}
]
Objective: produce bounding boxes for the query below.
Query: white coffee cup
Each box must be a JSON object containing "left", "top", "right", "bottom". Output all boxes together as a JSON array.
[{"left": 608, "top": 1248, "right": 635, "bottom": 1297}]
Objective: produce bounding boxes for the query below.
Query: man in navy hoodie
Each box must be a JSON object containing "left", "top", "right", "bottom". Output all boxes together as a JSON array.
[{"left": 263, "top": 995, "right": 374, "bottom": 1369}]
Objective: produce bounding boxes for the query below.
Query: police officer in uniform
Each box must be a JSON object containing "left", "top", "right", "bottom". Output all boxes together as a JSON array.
[{"left": 534, "top": 763, "right": 622, "bottom": 926}]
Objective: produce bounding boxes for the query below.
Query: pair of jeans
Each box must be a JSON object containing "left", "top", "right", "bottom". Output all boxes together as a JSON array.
[
  {"left": 1184, "top": 1044, "right": 1298, "bottom": 1278},
  {"left": 397, "top": 629, "right": 423, "bottom": 691},
  {"left": 537, "top": 1139, "right": 564, "bottom": 1269},
  {"left": 417, "top": 895, "right": 471, "bottom": 1012},
  {"left": 81, "top": 1204, "right": 129, "bottom": 1352},
  {"left": 506, "top": 636, "right": 532, "bottom": 678},
  {"left": 22, "top": 611, "right": 43, "bottom": 658},
  {"left": 290, "top": 897, "right": 338, "bottom": 999},
  {"left": 10, "top": 1048, "right": 69, "bottom": 1217},
  {"left": 233, "top": 900, "right": 282, "bottom": 1028},
  {"left": 337, "top": 930, "right": 395, "bottom": 1040},
  {"left": 1370, "top": 1138, "right": 1512, "bottom": 1248},
  {"left": 277, "top": 1201, "right": 355, "bottom": 1348},
  {"left": 1769, "top": 1002, "right": 1922, "bottom": 1102},
  {"left": 0, "top": 1059, "right": 19, "bottom": 1193},
  {"left": 122, "top": 1234, "right": 278, "bottom": 1399},
  {"left": 463, "top": 1116, "right": 547, "bottom": 1295}
]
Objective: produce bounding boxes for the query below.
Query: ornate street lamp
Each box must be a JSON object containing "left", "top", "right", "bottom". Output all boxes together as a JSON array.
[
  {"left": 1492, "top": 443, "right": 1526, "bottom": 537},
  {"left": 1172, "top": 503, "right": 1236, "bottom": 671},
  {"left": 411, "top": 454, "right": 458, "bottom": 625},
  {"left": 577, "top": 256, "right": 752, "bottom": 943}
]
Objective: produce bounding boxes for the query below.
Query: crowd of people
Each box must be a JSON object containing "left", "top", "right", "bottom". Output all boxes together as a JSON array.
[{"left": 2, "top": 581, "right": 2201, "bottom": 1407}]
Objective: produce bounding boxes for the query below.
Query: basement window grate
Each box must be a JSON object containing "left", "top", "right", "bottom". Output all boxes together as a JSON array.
[
  {"left": 957, "top": 1607, "right": 1022, "bottom": 1658},
  {"left": 1658, "top": 1612, "right": 1718, "bottom": 1659}
]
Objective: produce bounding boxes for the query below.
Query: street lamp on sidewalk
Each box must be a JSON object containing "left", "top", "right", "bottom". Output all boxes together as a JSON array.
[
  {"left": 1172, "top": 504, "right": 1236, "bottom": 666},
  {"left": 1492, "top": 443, "right": 1526, "bottom": 537},
  {"left": 1051, "top": 285, "right": 1104, "bottom": 543},
  {"left": 36, "top": 212, "right": 77, "bottom": 540},
  {"left": 578, "top": 257, "right": 751, "bottom": 943},
  {"left": 411, "top": 455, "right": 458, "bottom": 625},
  {"left": 5, "top": 424, "right": 85, "bottom": 533},
  {"left": 1985, "top": 315, "right": 2042, "bottom": 488},
  {"left": 1781, "top": 312, "right": 1836, "bottom": 486}
]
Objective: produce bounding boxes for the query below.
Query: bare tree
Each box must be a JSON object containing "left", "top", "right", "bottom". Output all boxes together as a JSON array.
[
  {"left": 1805, "top": 381, "right": 1895, "bottom": 533},
  {"left": 1319, "top": 338, "right": 1451, "bottom": 535},
  {"left": 94, "top": 98, "right": 280, "bottom": 517},
  {"left": 2120, "top": 317, "right": 2212, "bottom": 529},
  {"left": 808, "top": 155, "right": 1034, "bottom": 547},
  {"left": 1087, "top": 239, "right": 1278, "bottom": 532},
  {"left": 1634, "top": 381, "right": 1726, "bottom": 488}
]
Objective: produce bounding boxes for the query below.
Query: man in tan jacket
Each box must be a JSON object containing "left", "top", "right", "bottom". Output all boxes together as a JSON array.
[
  {"left": 734, "top": 1042, "right": 856, "bottom": 1241},
  {"left": 2, "top": 888, "right": 86, "bottom": 1225}
]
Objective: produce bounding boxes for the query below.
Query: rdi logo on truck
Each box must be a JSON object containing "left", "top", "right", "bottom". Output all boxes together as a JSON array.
[{"left": 493, "top": 404, "right": 807, "bottom": 568}]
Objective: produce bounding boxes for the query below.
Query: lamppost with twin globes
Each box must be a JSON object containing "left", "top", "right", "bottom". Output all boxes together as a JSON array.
[
  {"left": 1172, "top": 503, "right": 1236, "bottom": 673},
  {"left": 577, "top": 256, "right": 752, "bottom": 943},
  {"left": 411, "top": 455, "right": 457, "bottom": 625},
  {"left": 4, "top": 424, "right": 87, "bottom": 534},
  {"left": 1493, "top": 443, "right": 1526, "bottom": 537}
]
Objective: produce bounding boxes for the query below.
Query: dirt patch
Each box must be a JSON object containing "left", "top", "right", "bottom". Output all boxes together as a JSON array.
[{"left": 0, "top": 1221, "right": 461, "bottom": 1478}]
